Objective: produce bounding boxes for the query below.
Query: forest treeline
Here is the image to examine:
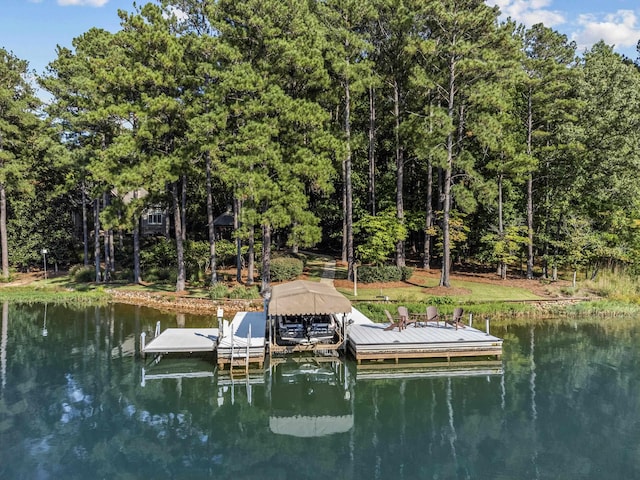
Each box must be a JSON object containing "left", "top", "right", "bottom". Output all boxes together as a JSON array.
[{"left": 2, "top": 0, "right": 640, "bottom": 293}]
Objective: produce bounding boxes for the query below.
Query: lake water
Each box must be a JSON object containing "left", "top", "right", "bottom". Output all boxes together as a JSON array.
[{"left": 1, "top": 303, "right": 639, "bottom": 479}]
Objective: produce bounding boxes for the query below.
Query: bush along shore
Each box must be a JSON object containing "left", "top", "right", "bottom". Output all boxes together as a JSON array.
[{"left": 1, "top": 282, "right": 640, "bottom": 321}]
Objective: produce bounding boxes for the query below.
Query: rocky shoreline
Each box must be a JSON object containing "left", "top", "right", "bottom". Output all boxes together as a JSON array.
[{"left": 107, "top": 289, "right": 264, "bottom": 317}]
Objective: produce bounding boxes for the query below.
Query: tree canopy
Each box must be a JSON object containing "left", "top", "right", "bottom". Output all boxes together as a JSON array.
[{"left": 0, "top": 0, "right": 638, "bottom": 290}]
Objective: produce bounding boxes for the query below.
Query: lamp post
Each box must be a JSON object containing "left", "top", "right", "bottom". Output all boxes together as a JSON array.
[{"left": 41, "top": 248, "right": 48, "bottom": 280}]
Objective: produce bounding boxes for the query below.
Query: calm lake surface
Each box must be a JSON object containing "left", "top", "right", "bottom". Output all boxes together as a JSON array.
[{"left": 1, "top": 303, "right": 639, "bottom": 479}]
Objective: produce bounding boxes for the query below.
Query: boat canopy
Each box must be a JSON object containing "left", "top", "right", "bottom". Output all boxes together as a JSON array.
[{"left": 269, "top": 280, "right": 351, "bottom": 316}]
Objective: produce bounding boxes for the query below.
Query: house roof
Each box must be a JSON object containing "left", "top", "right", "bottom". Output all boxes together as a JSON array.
[
  {"left": 269, "top": 280, "right": 352, "bottom": 316},
  {"left": 213, "top": 210, "right": 234, "bottom": 227}
]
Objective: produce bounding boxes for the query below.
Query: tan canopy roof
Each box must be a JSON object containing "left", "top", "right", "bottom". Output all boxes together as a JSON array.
[{"left": 269, "top": 280, "right": 352, "bottom": 316}]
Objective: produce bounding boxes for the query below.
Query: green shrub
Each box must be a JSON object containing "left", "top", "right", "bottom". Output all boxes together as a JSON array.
[
  {"left": 209, "top": 283, "right": 229, "bottom": 299},
  {"left": 358, "top": 265, "right": 403, "bottom": 283},
  {"left": 144, "top": 267, "right": 176, "bottom": 284},
  {"left": 270, "top": 257, "right": 304, "bottom": 282},
  {"left": 73, "top": 266, "right": 95, "bottom": 283},
  {"left": 424, "top": 296, "right": 454, "bottom": 306},
  {"left": 228, "top": 285, "right": 261, "bottom": 299},
  {"left": 400, "top": 266, "right": 414, "bottom": 281},
  {"left": 112, "top": 269, "right": 133, "bottom": 282},
  {"left": 140, "top": 238, "right": 176, "bottom": 270},
  {"left": 68, "top": 264, "right": 83, "bottom": 277},
  {"left": 215, "top": 239, "right": 237, "bottom": 267}
]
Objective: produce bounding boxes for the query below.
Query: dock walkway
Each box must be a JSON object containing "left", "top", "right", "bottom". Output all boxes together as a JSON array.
[
  {"left": 142, "top": 328, "right": 218, "bottom": 354},
  {"left": 217, "top": 311, "right": 267, "bottom": 369}
]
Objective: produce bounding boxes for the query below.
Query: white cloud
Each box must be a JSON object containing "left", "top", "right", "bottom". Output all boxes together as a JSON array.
[
  {"left": 164, "top": 6, "right": 189, "bottom": 22},
  {"left": 572, "top": 10, "right": 640, "bottom": 52},
  {"left": 487, "top": 0, "right": 566, "bottom": 28},
  {"left": 57, "top": 0, "right": 109, "bottom": 6}
]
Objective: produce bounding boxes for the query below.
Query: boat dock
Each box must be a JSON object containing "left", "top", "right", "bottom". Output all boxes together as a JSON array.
[
  {"left": 140, "top": 310, "right": 267, "bottom": 373},
  {"left": 347, "top": 321, "right": 503, "bottom": 364},
  {"left": 140, "top": 307, "right": 501, "bottom": 369},
  {"left": 142, "top": 328, "right": 218, "bottom": 354},
  {"left": 217, "top": 311, "right": 267, "bottom": 370}
]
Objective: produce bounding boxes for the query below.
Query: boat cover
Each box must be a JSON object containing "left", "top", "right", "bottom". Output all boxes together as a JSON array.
[{"left": 269, "top": 280, "right": 352, "bottom": 316}]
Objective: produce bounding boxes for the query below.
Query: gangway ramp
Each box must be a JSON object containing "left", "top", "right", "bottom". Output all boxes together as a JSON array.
[{"left": 217, "top": 311, "right": 266, "bottom": 370}]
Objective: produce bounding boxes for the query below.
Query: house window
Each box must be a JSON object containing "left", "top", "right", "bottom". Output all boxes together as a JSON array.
[{"left": 147, "top": 209, "right": 163, "bottom": 225}]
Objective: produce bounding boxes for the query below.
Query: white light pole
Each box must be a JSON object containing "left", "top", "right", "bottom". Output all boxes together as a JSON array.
[
  {"left": 41, "top": 248, "right": 48, "bottom": 280},
  {"left": 353, "top": 263, "right": 358, "bottom": 297}
]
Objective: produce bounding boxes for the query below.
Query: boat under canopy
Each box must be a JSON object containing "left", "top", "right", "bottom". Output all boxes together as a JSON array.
[
  {"left": 268, "top": 280, "right": 351, "bottom": 351},
  {"left": 269, "top": 280, "right": 352, "bottom": 316}
]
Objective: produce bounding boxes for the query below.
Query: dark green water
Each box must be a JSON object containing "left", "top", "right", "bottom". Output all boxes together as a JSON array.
[{"left": 1, "top": 303, "right": 639, "bottom": 479}]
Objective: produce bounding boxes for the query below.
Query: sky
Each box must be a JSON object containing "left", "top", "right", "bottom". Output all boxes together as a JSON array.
[{"left": 0, "top": 0, "right": 639, "bottom": 78}]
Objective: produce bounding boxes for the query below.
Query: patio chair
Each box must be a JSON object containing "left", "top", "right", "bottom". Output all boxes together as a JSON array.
[
  {"left": 384, "top": 309, "right": 404, "bottom": 331},
  {"left": 426, "top": 305, "right": 440, "bottom": 327},
  {"left": 398, "top": 306, "right": 412, "bottom": 328},
  {"left": 447, "top": 307, "right": 465, "bottom": 330}
]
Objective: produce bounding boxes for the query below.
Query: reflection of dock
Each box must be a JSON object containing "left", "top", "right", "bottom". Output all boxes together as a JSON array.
[
  {"left": 355, "top": 359, "right": 503, "bottom": 380},
  {"left": 348, "top": 322, "right": 503, "bottom": 363}
]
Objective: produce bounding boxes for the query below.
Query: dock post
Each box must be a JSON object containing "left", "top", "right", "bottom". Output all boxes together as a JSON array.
[
  {"left": 217, "top": 308, "right": 224, "bottom": 340},
  {"left": 154, "top": 321, "right": 160, "bottom": 337},
  {"left": 246, "top": 325, "right": 251, "bottom": 375},
  {"left": 469, "top": 313, "right": 473, "bottom": 328},
  {"left": 140, "top": 332, "right": 146, "bottom": 359},
  {"left": 485, "top": 318, "right": 490, "bottom": 335}
]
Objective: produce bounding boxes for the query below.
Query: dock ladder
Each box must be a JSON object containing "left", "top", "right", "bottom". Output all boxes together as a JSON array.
[{"left": 230, "top": 324, "right": 252, "bottom": 377}]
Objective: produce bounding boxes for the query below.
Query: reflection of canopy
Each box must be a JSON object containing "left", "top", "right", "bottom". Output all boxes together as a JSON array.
[
  {"left": 269, "top": 415, "right": 354, "bottom": 437},
  {"left": 269, "top": 280, "right": 351, "bottom": 316}
]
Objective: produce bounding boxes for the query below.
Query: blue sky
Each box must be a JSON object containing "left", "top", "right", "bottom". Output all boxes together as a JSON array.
[{"left": 1, "top": 0, "right": 639, "bottom": 77}]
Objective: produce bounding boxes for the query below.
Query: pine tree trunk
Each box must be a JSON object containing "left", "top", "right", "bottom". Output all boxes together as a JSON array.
[
  {"left": 171, "top": 182, "right": 186, "bottom": 292},
  {"left": 205, "top": 152, "right": 217, "bottom": 285},
  {"left": 341, "top": 158, "right": 347, "bottom": 263},
  {"left": 247, "top": 227, "right": 254, "bottom": 286},
  {"left": 234, "top": 197, "right": 242, "bottom": 283},
  {"left": 0, "top": 183, "right": 8, "bottom": 280},
  {"left": 368, "top": 85, "right": 376, "bottom": 215},
  {"left": 82, "top": 181, "right": 88, "bottom": 266},
  {"left": 394, "top": 78, "right": 405, "bottom": 268},
  {"left": 261, "top": 223, "right": 271, "bottom": 294},
  {"left": 133, "top": 213, "right": 141, "bottom": 284},
  {"left": 345, "top": 73, "right": 354, "bottom": 280},
  {"left": 526, "top": 89, "right": 535, "bottom": 279},
  {"left": 94, "top": 198, "right": 101, "bottom": 283},
  {"left": 440, "top": 56, "right": 456, "bottom": 288},
  {"left": 102, "top": 193, "right": 111, "bottom": 282},
  {"left": 423, "top": 159, "right": 433, "bottom": 270},
  {"left": 181, "top": 175, "right": 187, "bottom": 243}
]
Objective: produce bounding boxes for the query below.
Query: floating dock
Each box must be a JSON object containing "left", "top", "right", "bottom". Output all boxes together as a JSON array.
[
  {"left": 142, "top": 328, "right": 218, "bottom": 354},
  {"left": 217, "top": 311, "right": 267, "bottom": 370},
  {"left": 140, "top": 306, "right": 502, "bottom": 370},
  {"left": 347, "top": 321, "right": 503, "bottom": 363}
]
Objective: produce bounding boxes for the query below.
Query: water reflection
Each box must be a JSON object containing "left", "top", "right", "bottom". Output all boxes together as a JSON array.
[
  {"left": 1, "top": 303, "right": 640, "bottom": 479},
  {"left": 268, "top": 358, "right": 353, "bottom": 438}
]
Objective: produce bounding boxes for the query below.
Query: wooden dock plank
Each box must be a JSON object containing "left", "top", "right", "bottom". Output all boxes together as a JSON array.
[{"left": 347, "top": 322, "right": 502, "bottom": 362}]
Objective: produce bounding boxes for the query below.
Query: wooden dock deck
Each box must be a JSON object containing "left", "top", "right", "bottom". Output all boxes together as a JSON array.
[
  {"left": 217, "top": 311, "right": 267, "bottom": 369},
  {"left": 347, "top": 322, "right": 502, "bottom": 363},
  {"left": 142, "top": 328, "right": 218, "bottom": 354}
]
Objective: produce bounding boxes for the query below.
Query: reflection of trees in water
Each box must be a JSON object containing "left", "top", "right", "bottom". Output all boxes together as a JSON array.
[{"left": 3, "top": 305, "right": 640, "bottom": 479}]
